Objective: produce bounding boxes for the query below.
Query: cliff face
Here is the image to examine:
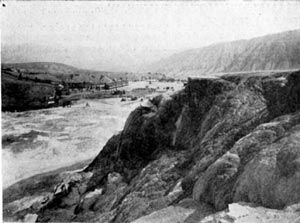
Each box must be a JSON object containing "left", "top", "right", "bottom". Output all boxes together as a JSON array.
[{"left": 4, "top": 71, "right": 300, "bottom": 223}]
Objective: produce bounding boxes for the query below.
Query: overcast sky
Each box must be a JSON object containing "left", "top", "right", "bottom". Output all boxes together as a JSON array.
[{"left": 2, "top": 1, "right": 300, "bottom": 70}]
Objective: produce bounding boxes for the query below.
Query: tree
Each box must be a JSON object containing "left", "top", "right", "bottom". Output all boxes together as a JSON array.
[
  {"left": 104, "top": 83, "right": 110, "bottom": 90},
  {"left": 115, "top": 80, "right": 118, "bottom": 91}
]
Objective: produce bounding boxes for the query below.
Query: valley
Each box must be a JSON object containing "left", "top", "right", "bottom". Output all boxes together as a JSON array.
[{"left": 2, "top": 14, "right": 300, "bottom": 222}]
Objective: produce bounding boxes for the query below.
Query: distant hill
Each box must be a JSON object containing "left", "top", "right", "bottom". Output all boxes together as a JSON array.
[
  {"left": 1, "top": 71, "right": 56, "bottom": 111},
  {"left": 146, "top": 29, "right": 300, "bottom": 78},
  {"left": 1, "top": 43, "right": 132, "bottom": 72},
  {"left": 2, "top": 62, "right": 165, "bottom": 83},
  {"left": 1, "top": 43, "right": 178, "bottom": 73},
  {"left": 1, "top": 62, "right": 166, "bottom": 111},
  {"left": 2, "top": 62, "right": 78, "bottom": 74},
  {"left": 1, "top": 62, "right": 125, "bottom": 112}
]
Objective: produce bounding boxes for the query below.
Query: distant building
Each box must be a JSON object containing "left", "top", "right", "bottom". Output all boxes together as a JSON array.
[
  {"left": 99, "top": 76, "right": 128, "bottom": 89},
  {"left": 99, "top": 75, "right": 114, "bottom": 85}
]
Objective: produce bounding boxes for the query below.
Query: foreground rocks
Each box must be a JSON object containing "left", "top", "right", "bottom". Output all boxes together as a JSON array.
[
  {"left": 3, "top": 70, "right": 300, "bottom": 222},
  {"left": 200, "top": 202, "right": 300, "bottom": 223},
  {"left": 132, "top": 202, "right": 300, "bottom": 223}
]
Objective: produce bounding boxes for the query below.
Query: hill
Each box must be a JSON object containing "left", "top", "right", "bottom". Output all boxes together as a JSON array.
[
  {"left": 1, "top": 62, "right": 167, "bottom": 111},
  {"left": 146, "top": 29, "right": 300, "bottom": 78},
  {"left": 2, "top": 62, "right": 79, "bottom": 74},
  {"left": 2, "top": 62, "right": 165, "bottom": 83},
  {"left": 2, "top": 62, "right": 132, "bottom": 83},
  {"left": 1, "top": 72, "right": 56, "bottom": 111},
  {"left": 1, "top": 43, "right": 178, "bottom": 73}
]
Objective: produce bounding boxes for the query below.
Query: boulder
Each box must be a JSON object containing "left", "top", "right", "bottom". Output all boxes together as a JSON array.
[
  {"left": 192, "top": 111, "right": 300, "bottom": 210},
  {"left": 79, "top": 188, "right": 103, "bottom": 211},
  {"left": 23, "top": 214, "right": 38, "bottom": 223}
]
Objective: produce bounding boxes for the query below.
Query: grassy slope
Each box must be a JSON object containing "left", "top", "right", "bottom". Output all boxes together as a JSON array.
[
  {"left": 1, "top": 73, "right": 55, "bottom": 111},
  {"left": 2, "top": 62, "right": 165, "bottom": 82}
]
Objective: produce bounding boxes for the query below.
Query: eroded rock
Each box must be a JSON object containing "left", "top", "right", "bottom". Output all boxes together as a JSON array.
[
  {"left": 199, "top": 202, "right": 300, "bottom": 223},
  {"left": 5, "top": 71, "right": 300, "bottom": 223}
]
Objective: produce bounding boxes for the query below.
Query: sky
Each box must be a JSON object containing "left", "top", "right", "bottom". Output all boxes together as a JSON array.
[{"left": 2, "top": 1, "right": 300, "bottom": 71}]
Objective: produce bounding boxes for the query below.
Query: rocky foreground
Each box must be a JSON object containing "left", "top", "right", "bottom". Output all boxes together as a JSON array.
[{"left": 3, "top": 71, "right": 300, "bottom": 223}]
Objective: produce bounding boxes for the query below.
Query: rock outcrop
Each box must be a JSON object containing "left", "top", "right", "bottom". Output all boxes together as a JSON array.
[
  {"left": 4, "top": 70, "right": 300, "bottom": 222},
  {"left": 131, "top": 202, "right": 300, "bottom": 223}
]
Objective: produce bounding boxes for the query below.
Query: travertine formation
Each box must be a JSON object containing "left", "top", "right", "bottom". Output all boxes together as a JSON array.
[{"left": 4, "top": 71, "right": 300, "bottom": 223}]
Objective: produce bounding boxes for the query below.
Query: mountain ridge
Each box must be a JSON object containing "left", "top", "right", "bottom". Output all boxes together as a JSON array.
[
  {"left": 1, "top": 43, "right": 180, "bottom": 73},
  {"left": 146, "top": 29, "right": 300, "bottom": 78}
]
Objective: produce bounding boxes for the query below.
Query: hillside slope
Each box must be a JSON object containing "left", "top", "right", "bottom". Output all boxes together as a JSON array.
[
  {"left": 2, "top": 62, "right": 165, "bottom": 82},
  {"left": 4, "top": 70, "right": 300, "bottom": 223},
  {"left": 1, "top": 43, "right": 178, "bottom": 73},
  {"left": 2, "top": 62, "right": 79, "bottom": 75},
  {"left": 2, "top": 62, "right": 131, "bottom": 82},
  {"left": 146, "top": 30, "right": 300, "bottom": 78},
  {"left": 1, "top": 72, "right": 56, "bottom": 111}
]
